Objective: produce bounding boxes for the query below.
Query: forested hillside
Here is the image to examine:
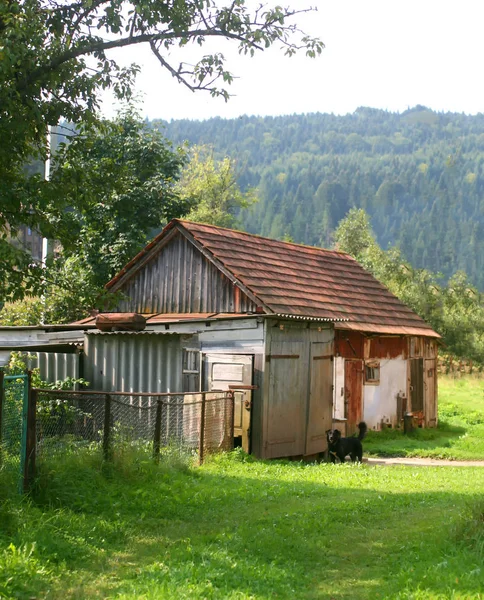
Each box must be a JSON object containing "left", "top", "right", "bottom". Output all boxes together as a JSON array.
[{"left": 153, "top": 107, "right": 484, "bottom": 289}]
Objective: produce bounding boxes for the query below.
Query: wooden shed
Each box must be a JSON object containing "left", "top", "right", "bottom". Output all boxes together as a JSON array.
[{"left": 79, "top": 219, "right": 440, "bottom": 459}]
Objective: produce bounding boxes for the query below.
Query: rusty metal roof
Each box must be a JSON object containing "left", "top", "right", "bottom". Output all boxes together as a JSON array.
[
  {"left": 75, "top": 312, "right": 257, "bottom": 328},
  {"left": 107, "top": 220, "right": 440, "bottom": 338}
]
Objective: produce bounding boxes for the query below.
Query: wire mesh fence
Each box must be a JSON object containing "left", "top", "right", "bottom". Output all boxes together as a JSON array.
[
  {"left": 34, "top": 389, "right": 235, "bottom": 465},
  {"left": 0, "top": 373, "right": 29, "bottom": 493}
]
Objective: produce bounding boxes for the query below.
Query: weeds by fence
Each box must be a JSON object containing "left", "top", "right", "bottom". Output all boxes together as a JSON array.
[{"left": 34, "top": 389, "right": 234, "bottom": 470}]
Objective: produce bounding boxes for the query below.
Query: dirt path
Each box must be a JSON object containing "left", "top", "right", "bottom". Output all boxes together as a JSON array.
[{"left": 365, "top": 457, "right": 484, "bottom": 467}]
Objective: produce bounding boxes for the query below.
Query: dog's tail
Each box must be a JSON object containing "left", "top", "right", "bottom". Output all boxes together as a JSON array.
[{"left": 357, "top": 422, "right": 367, "bottom": 440}]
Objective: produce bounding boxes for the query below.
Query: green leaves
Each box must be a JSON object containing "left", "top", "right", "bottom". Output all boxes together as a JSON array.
[
  {"left": 177, "top": 145, "right": 258, "bottom": 229},
  {"left": 1, "top": 0, "right": 322, "bottom": 303}
]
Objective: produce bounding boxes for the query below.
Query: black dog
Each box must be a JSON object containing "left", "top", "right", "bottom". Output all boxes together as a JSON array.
[{"left": 326, "top": 422, "right": 367, "bottom": 463}]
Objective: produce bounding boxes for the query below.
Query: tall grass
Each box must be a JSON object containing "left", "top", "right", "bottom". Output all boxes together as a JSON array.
[{"left": 1, "top": 447, "right": 484, "bottom": 599}]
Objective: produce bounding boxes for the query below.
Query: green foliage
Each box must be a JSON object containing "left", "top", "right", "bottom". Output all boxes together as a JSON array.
[
  {"left": 178, "top": 146, "right": 258, "bottom": 228},
  {"left": 0, "top": 0, "right": 322, "bottom": 301},
  {"left": 333, "top": 207, "right": 376, "bottom": 259},
  {"left": 0, "top": 543, "right": 52, "bottom": 600},
  {"left": 0, "top": 297, "right": 44, "bottom": 326},
  {"left": 3, "top": 352, "right": 89, "bottom": 444},
  {"left": 35, "top": 109, "right": 190, "bottom": 322}
]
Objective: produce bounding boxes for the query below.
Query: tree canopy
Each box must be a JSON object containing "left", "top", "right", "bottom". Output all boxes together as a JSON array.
[
  {"left": 0, "top": 0, "right": 323, "bottom": 300},
  {"left": 177, "top": 146, "right": 257, "bottom": 228}
]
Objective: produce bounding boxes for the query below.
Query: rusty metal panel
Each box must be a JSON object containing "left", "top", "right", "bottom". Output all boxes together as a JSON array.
[
  {"left": 305, "top": 341, "right": 333, "bottom": 454},
  {"left": 368, "top": 336, "right": 408, "bottom": 359},
  {"left": 84, "top": 332, "right": 185, "bottom": 393},
  {"left": 345, "top": 359, "right": 363, "bottom": 434},
  {"left": 336, "top": 323, "right": 440, "bottom": 338},
  {"left": 115, "top": 232, "right": 257, "bottom": 314},
  {"left": 335, "top": 331, "right": 364, "bottom": 358}
]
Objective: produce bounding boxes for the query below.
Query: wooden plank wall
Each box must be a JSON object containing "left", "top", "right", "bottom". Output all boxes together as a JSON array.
[{"left": 116, "top": 233, "right": 258, "bottom": 314}]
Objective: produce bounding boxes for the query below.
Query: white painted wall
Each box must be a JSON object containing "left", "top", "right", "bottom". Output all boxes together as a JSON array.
[
  {"left": 363, "top": 358, "right": 407, "bottom": 429},
  {"left": 333, "top": 357, "right": 345, "bottom": 419},
  {"left": 334, "top": 356, "right": 408, "bottom": 430}
]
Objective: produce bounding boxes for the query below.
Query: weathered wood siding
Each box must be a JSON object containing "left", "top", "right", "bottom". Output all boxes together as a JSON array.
[
  {"left": 115, "top": 233, "right": 258, "bottom": 314},
  {"left": 263, "top": 322, "right": 334, "bottom": 459}
]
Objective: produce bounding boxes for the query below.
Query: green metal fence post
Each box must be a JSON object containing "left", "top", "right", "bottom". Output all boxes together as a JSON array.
[{"left": 0, "top": 369, "right": 4, "bottom": 468}]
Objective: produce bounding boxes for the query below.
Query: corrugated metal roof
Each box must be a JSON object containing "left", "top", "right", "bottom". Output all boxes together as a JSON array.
[
  {"left": 85, "top": 330, "right": 182, "bottom": 336},
  {"left": 106, "top": 220, "right": 439, "bottom": 337}
]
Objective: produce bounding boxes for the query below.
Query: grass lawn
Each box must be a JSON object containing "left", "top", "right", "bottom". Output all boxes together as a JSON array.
[
  {"left": 1, "top": 448, "right": 484, "bottom": 600},
  {"left": 2, "top": 375, "right": 484, "bottom": 599},
  {"left": 364, "top": 375, "right": 484, "bottom": 460}
]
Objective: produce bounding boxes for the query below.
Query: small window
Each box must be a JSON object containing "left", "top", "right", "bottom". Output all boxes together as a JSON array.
[
  {"left": 365, "top": 360, "right": 380, "bottom": 385},
  {"left": 183, "top": 349, "right": 200, "bottom": 374}
]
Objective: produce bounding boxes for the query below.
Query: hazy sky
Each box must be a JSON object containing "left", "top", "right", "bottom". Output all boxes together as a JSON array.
[{"left": 103, "top": 0, "right": 484, "bottom": 121}]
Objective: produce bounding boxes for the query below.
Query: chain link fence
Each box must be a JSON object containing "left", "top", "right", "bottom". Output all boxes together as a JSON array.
[
  {"left": 34, "top": 389, "right": 235, "bottom": 465},
  {"left": 0, "top": 373, "right": 29, "bottom": 493}
]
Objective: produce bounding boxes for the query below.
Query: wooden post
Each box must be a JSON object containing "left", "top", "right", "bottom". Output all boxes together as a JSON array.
[
  {"left": 0, "top": 369, "right": 4, "bottom": 468},
  {"left": 103, "top": 394, "right": 112, "bottom": 461},
  {"left": 23, "top": 384, "right": 37, "bottom": 494},
  {"left": 229, "top": 391, "right": 235, "bottom": 450},
  {"left": 199, "top": 393, "right": 206, "bottom": 465},
  {"left": 153, "top": 399, "right": 162, "bottom": 462}
]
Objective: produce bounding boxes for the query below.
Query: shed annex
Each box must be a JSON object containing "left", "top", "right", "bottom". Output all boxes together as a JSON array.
[{"left": 79, "top": 219, "right": 440, "bottom": 459}]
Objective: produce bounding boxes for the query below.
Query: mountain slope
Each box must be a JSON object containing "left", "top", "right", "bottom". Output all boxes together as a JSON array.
[{"left": 153, "top": 107, "right": 484, "bottom": 289}]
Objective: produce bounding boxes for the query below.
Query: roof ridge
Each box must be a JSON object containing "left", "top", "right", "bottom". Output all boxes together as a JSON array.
[{"left": 176, "top": 219, "right": 353, "bottom": 258}]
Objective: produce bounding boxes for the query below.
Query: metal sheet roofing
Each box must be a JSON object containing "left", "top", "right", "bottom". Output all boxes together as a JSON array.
[{"left": 106, "top": 220, "right": 440, "bottom": 338}]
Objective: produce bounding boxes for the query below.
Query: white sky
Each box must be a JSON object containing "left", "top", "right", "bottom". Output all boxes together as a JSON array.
[{"left": 102, "top": 0, "right": 484, "bottom": 121}]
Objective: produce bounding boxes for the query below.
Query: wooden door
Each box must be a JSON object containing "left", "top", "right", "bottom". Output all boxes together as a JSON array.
[
  {"left": 305, "top": 341, "right": 333, "bottom": 455},
  {"left": 204, "top": 354, "right": 253, "bottom": 452},
  {"left": 344, "top": 359, "right": 363, "bottom": 435},
  {"left": 410, "top": 358, "right": 424, "bottom": 412},
  {"left": 424, "top": 358, "right": 437, "bottom": 426},
  {"left": 266, "top": 341, "right": 306, "bottom": 458}
]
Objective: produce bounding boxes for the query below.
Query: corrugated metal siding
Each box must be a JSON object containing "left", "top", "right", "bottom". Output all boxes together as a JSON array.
[
  {"left": 37, "top": 352, "right": 79, "bottom": 383},
  {"left": 115, "top": 233, "right": 257, "bottom": 314},
  {"left": 84, "top": 333, "right": 186, "bottom": 393}
]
